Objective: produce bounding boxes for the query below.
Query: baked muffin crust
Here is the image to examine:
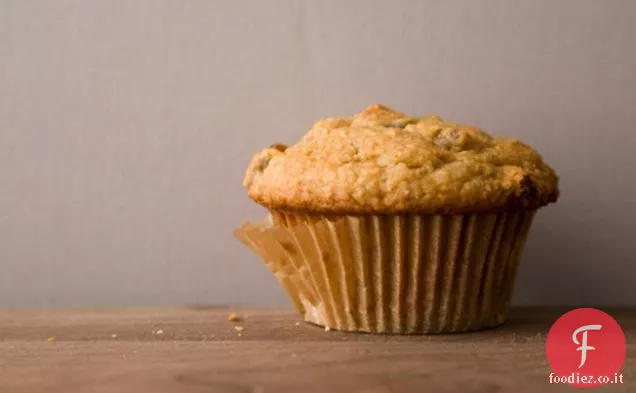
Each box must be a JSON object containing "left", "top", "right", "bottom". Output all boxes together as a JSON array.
[{"left": 244, "top": 104, "right": 559, "bottom": 214}]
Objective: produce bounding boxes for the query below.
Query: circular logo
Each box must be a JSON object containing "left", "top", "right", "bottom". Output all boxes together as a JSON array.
[{"left": 546, "top": 308, "right": 626, "bottom": 388}]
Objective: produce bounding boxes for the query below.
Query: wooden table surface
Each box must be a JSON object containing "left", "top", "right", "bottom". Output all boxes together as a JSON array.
[{"left": 0, "top": 307, "right": 633, "bottom": 393}]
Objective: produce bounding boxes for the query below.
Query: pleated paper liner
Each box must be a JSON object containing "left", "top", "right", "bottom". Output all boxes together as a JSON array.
[{"left": 234, "top": 210, "right": 536, "bottom": 334}]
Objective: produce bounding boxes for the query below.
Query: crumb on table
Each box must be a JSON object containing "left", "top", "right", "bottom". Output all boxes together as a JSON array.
[{"left": 227, "top": 313, "right": 240, "bottom": 322}]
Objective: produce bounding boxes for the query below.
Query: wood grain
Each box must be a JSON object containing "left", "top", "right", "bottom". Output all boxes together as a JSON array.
[{"left": 0, "top": 307, "right": 634, "bottom": 393}]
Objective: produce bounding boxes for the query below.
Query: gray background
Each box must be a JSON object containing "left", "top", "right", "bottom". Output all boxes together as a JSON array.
[{"left": 1, "top": 0, "right": 635, "bottom": 307}]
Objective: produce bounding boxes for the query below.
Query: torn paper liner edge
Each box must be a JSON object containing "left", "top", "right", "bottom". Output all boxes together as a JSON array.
[{"left": 234, "top": 209, "right": 536, "bottom": 334}]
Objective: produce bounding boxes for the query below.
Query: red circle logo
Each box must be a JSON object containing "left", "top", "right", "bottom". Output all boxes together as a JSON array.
[{"left": 546, "top": 308, "right": 626, "bottom": 388}]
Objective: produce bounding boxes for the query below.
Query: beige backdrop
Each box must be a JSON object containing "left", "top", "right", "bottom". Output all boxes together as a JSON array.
[{"left": 1, "top": 0, "right": 635, "bottom": 307}]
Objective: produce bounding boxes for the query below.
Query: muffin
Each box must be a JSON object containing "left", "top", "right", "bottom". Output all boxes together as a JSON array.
[{"left": 235, "top": 104, "right": 558, "bottom": 334}]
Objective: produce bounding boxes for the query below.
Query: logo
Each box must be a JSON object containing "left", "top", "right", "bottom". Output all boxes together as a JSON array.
[
  {"left": 572, "top": 324, "right": 602, "bottom": 368},
  {"left": 546, "top": 308, "right": 626, "bottom": 388}
]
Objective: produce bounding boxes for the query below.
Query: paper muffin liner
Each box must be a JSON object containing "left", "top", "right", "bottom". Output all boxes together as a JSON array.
[{"left": 234, "top": 210, "right": 536, "bottom": 334}]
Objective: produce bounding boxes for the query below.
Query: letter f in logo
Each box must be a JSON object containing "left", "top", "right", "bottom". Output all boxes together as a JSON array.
[{"left": 573, "top": 324, "right": 602, "bottom": 368}]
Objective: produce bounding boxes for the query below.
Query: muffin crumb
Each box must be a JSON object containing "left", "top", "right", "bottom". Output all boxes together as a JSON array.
[
  {"left": 227, "top": 313, "right": 240, "bottom": 322},
  {"left": 234, "top": 325, "right": 244, "bottom": 332}
]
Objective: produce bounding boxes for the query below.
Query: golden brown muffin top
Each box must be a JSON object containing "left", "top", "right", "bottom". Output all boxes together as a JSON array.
[{"left": 243, "top": 104, "right": 559, "bottom": 214}]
